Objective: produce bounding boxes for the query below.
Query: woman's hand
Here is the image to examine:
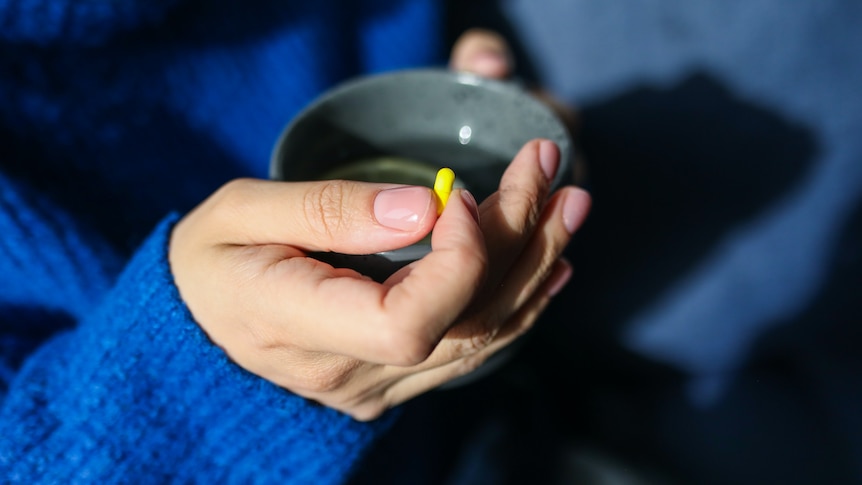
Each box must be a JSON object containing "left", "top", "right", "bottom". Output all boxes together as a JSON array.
[
  {"left": 170, "top": 138, "right": 589, "bottom": 421},
  {"left": 168, "top": 29, "right": 590, "bottom": 421}
]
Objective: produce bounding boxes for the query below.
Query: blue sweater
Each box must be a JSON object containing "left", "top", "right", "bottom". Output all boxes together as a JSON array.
[{"left": 0, "top": 0, "right": 442, "bottom": 482}]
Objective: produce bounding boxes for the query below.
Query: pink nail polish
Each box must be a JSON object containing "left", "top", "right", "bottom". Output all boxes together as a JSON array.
[
  {"left": 472, "top": 51, "right": 507, "bottom": 77},
  {"left": 461, "top": 190, "right": 480, "bottom": 223},
  {"left": 562, "top": 190, "right": 586, "bottom": 234},
  {"left": 374, "top": 186, "right": 433, "bottom": 231},
  {"left": 539, "top": 140, "right": 559, "bottom": 181}
]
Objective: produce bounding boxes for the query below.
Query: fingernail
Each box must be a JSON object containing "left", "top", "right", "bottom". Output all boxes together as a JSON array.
[
  {"left": 562, "top": 189, "right": 587, "bottom": 234},
  {"left": 374, "top": 186, "right": 433, "bottom": 231},
  {"left": 539, "top": 140, "right": 559, "bottom": 181},
  {"left": 472, "top": 50, "right": 507, "bottom": 76},
  {"left": 461, "top": 190, "right": 481, "bottom": 223},
  {"left": 547, "top": 258, "right": 573, "bottom": 297}
]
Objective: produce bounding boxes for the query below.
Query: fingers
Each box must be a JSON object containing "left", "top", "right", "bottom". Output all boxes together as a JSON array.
[
  {"left": 368, "top": 139, "right": 577, "bottom": 369},
  {"left": 174, "top": 176, "right": 489, "bottom": 366},
  {"left": 353, "top": 179, "right": 590, "bottom": 406},
  {"left": 488, "top": 187, "right": 590, "bottom": 316},
  {"left": 231, "top": 257, "right": 579, "bottom": 423},
  {"left": 449, "top": 28, "right": 513, "bottom": 79},
  {"left": 378, "top": 187, "right": 590, "bottom": 384},
  {"left": 374, "top": 149, "right": 590, "bottom": 393},
  {"left": 257, "top": 188, "right": 487, "bottom": 365},
  {"left": 200, "top": 178, "right": 438, "bottom": 254},
  {"left": 361, "top": 259, "right": 575, "bottom": 421},
  {"left": 478, "top": 139, "right": 558, "bottom": 290}
]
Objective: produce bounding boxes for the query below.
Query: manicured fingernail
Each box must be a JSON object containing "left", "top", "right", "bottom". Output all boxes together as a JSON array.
[
  {"left": 547, "top": 258, "right": 573, "bottom": 297},
  {"left": 461, "top": 190, "right": 480, "bottom": 223},
  {"left": 562, "top": 189, "right": 588, "bottom": 234},
  {"left": 539, "top": 140, "right": 559, "bottom": 181},
  {"left": 472, "top": 50, "right": 507, "bottom": 76},
  {"left": 374, "top": 186, "right": 433, "bottom": 231}
]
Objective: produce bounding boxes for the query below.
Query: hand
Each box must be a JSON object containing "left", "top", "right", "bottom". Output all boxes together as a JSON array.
[
  {"left": 169, "top": 137, "right": 589, "bottom": 421},
  {"left": 168, "top": 29, "right": 591, "bottom": 421}
]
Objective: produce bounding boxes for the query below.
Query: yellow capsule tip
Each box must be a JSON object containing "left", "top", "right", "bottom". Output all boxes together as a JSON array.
[{"left": 433, "top": 167, "right": 455, "bottom": 215}]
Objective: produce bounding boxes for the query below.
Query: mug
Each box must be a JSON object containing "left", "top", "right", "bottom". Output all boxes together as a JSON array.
[{"left": 270, "top": 68, "right": 573, "bottom": 282}]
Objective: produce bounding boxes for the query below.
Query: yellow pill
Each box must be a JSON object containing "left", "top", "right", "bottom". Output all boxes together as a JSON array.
[{"left": 433, "top": 167, "right": 456, "bottom": 215}]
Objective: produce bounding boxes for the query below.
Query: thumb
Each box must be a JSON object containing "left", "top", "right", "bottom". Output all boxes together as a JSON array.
[{"left": 211, "top": 178, "right": 438, "bottom": 254}]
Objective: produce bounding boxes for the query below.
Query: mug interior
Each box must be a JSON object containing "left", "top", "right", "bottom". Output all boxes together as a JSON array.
[{"left": 271, "top": 68, "right": 572, "bottom": 203}]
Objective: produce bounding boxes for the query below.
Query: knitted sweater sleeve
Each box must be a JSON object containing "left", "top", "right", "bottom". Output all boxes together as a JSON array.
[{"left": 0, "top": 176, "right": 395, "bottom": 483}]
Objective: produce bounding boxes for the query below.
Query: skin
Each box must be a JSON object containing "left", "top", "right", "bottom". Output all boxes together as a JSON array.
[
  {"left": 169, "top": 30, "right": 592, "bottom": 421},
  {"left": 450, "top": 29, "right": 580, "bottom": 137}
]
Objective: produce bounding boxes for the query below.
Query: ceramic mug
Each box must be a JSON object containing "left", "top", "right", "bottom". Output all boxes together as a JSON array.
[{"left": 270, "top": 68, "right": 573, "bottom": 282}]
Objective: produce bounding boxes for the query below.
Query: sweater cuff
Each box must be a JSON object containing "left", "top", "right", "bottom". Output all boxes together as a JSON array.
[{"left": 1, "top": 213, "right": 396, "bottom": 483}]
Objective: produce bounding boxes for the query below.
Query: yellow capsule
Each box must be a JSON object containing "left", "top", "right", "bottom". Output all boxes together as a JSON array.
[{"left": 433, "top": 167, "right": 456, "bottom": 215}]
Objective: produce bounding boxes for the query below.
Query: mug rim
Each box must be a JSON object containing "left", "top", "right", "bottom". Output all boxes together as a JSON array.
[{"left": 269, "top": 67, "right": 573, "bottom": 185}]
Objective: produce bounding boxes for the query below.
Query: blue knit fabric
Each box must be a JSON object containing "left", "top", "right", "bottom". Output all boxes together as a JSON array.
[{"left": 0, "top": 0, "right": 442, "bottom": 482}]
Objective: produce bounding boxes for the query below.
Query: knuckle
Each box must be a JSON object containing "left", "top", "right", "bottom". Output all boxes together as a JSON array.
[
  {"left": 376, "top": 323, "right": 435, "bottom": 367},
  {"left": 292, "top": 358, "right": 356, "bottom": 394},
  {"left": 302, "top": 181, "right": 352, "bottom": 239},
  {"left": 300, "top": 372, "right": 344, "bottom": 394},
  {"left": 207, "top": 178, "right": 262, "bottom": 231},
  {"left": 469, "top": 327, "right": 497, "bottom": 353},
  {"left": 437, "top": 232, "right": 489, "bottom": 285},
  {"left": 446, "top": 314, "right": 500, "bottom": 356},
  {"left": 499, "top": 183, "right": 543, "bottom": 233},
  {"left": 212, "top": 178, "right": 255, "bottom": 212},
  {"left": 452, "top": 325, "right": 497, "bottom": 356},
  {"left": 456, "top": 239, "right": 490, "bottom": 275},
  {"left": 217, "top": 178, "right": 257, "bottom": 205}
]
